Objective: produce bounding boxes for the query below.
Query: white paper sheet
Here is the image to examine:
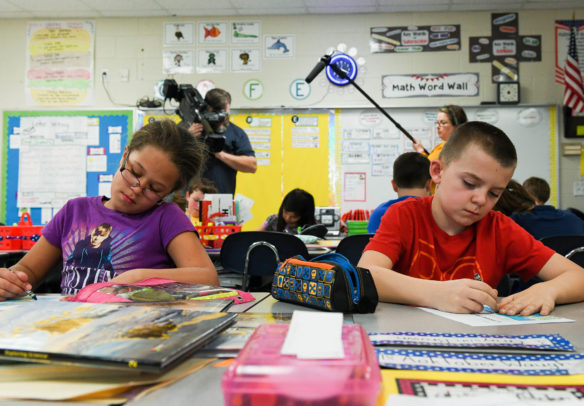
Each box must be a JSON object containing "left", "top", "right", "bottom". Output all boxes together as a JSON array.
[
  {"left": 281, "top": 311, "right": 344, "bottom": 359},
  {"left": 419, "top": 307, "right": 574, "bottom": 327}
]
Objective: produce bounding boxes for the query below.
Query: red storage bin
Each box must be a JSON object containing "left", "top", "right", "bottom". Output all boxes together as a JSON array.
[
  {"left": 0, "top": 226, "right": 20, "bottom": 250},
  {"left": 196, "top": 225, "right": 241, "bottom": 248},
  {"left": 11, "top": 213, "right": 43, "bottom": 250}
]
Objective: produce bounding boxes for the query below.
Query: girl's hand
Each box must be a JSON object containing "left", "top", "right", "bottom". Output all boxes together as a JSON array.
[
  {"left": 498, "top": 283, "right": 556, "bottom": 316},
  {"left": 433, "top": 279, "right": 499, "bottom": 314},
  {"left": 0, "top": 268, "right": 33, "bottom": 301}
]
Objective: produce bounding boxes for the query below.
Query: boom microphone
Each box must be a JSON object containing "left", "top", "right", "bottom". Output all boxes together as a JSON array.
[{"left": 305, "top": 54, "right": 332, "bottom": 84}]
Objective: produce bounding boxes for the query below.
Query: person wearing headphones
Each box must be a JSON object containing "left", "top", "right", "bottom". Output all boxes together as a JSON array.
[{"left": 412, "top": 105, "right": 468, "bottom": 161}]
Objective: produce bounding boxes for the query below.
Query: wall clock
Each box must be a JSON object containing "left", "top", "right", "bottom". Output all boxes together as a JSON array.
[
  {"left": 497, "top": 82, "right": 520, "bottom": 104},
  {"left": 325, "top": 53, "right": 358, "bottom": 86}
]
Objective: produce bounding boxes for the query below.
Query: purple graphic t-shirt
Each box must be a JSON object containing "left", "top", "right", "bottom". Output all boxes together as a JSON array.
[{"left": 42, "top": 196, "right": 196, "bottom": 295}]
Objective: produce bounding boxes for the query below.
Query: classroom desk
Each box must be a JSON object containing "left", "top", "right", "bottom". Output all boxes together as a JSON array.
[{"left": 128, "top": 299, "right": 584, "bottom": 406}]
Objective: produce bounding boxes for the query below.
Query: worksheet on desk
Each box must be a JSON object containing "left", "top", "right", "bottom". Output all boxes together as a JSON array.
[{"left": 418, "top": 307, "right": 574, "bottom": 327}]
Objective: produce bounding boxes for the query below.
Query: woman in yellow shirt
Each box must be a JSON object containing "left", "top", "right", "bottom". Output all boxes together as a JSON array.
[{"left": 412, "top": 105, "right": 467, "bottom": 161}]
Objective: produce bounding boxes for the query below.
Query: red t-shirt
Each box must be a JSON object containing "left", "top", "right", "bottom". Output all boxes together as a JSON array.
[{"left": 365, "top": 196, "right": 554, "bottom": 288}]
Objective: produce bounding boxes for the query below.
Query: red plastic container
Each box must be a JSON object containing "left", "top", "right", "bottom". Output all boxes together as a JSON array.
[
  {"left": 196, "top": 225, "right": 241, "bottom": 248},
  {"left": 1, "top": 213, "right": 44, "bottom": 250}
]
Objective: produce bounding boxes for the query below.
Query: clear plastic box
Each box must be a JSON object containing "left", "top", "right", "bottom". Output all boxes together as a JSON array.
[{"left": 222, "top": 323, "right": 381, "bottom": 406}]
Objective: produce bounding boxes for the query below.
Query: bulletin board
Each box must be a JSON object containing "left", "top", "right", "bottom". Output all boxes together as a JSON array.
[
  {"left": 233, "top": 110, "right": 332, "bottom": 231},
  {"left": 1, "top": 110, "right": 133, "bottom": 225},
  {"left": 336, "top": 105, "right": 560, "bottom": 211}
]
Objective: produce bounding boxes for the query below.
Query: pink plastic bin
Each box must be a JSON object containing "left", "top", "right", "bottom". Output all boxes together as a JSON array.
[{"left": 221, "top": 323, "right": 381, "bottom": 406}]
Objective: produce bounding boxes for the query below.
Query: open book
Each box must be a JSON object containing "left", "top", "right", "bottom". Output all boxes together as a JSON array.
[{"left": 0, "top": 301, "right": 235, "bottom": 372}]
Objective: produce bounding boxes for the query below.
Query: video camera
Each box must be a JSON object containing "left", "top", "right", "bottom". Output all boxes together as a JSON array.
[{"left": 162, "top": 79, "right": 227, "bottom": 153}]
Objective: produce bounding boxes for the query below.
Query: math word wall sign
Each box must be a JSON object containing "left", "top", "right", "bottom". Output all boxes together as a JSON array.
[{"left": 382, "top": 73, "right": 479, "bottom": 98}]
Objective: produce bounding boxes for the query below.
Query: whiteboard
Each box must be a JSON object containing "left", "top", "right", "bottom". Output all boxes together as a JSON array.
[{"left": 336, "top": 105, "right": 559, "bottom": 211}]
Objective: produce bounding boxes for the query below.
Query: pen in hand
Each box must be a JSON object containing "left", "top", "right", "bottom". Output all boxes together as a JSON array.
[
  {"left": 473, "top": 272, "right": 495, "bottom": 313},
  {"left": 7, "top": 268, "right": 37, "bottom": 300}
]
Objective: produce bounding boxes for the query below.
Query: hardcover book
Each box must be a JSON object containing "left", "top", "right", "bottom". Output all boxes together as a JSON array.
[{"left": 0, "top": 301, "right": 236, "bottom": 372}]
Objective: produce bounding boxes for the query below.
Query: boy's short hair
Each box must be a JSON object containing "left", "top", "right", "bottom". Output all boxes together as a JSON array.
[
  {"left": 522, "top": 177, "right": 550, "bottom": 204},
  {"left": 439, "top": 121, "right": 517, "bottom": 169},
  {"left": 393, "top": 152, "right": 431, "bottom": 189}
]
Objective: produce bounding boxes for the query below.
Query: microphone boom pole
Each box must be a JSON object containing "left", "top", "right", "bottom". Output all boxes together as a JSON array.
[{"left": 327, "top": 61, "right": 430, "bottom": 155}]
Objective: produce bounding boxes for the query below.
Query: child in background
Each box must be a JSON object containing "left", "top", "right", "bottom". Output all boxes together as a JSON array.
[
  {"left": 492, "top": 179, "right": 535, "bottom": 216},
  {"left": 367, "top": 152, "right": 431, "bottom": 234},
  {"left": 512, "top": 176, "right": 584, "bottom": 239},
  {"left": 186, "top": 178, "right": 218, "bottom": 225},
  {"left": 0, "top": 120, "right": 218, "bottom": 299},
  {"left": 258, "top": 188, "right": 317, "bottom": 234},
  {"left": 359, "top": 121, "right": 584, "bottom": 316}
]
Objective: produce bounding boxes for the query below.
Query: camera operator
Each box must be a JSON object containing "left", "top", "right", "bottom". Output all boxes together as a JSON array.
[{"left": 187, "top": 88, "right": 257, "bottom": 194}]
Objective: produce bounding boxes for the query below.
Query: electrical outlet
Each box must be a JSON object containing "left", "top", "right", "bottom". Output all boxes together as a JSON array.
[
  {"left": 574, "top": 181, "right": 584, "bottom": 196},
  {"left": 100, "top": 69, "right": 110, "bottom": 82},
  {"left": 120, "top": 68, "right": 129, "bottom": 82}
]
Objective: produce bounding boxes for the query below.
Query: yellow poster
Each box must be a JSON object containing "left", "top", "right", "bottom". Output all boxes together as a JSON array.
[
  {"left": 26, "top": 21, "right": 95, "bottom": 107},
  {"left": 232, "top": 113, "right": 283, "bottom": 231},
  {"left": 282, "top": 112, "right": 332, "bottom": 207}
]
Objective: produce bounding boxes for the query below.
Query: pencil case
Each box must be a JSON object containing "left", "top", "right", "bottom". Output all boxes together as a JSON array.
[{"left": 271, "top": 252, "right": 378, "bottom": 313}]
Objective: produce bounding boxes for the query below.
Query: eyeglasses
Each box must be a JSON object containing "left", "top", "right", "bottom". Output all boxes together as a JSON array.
[
  {"left": 435, "top": 120, "right": 451, "bottom": 127},
  {"left": 119, "top": 156, "right": 166, "bottom": 201}
]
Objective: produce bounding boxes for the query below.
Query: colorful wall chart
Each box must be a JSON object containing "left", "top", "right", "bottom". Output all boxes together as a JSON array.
[{"left": 26, "top": 21, "right": 94, "bottom": 106}]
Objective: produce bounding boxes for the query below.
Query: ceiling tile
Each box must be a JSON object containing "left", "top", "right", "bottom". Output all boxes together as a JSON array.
[
  {"left": 237, "top": 7, "right": 307, "bottom": 15},
  {"left": 17, "top": 0, "right": 93, "bottom": 11},
  {"left": 308, "top": 6, "right": 377, "bottom": 14},
  {"left": 231, "top": 0, "right": 306, "bottom": 8}
]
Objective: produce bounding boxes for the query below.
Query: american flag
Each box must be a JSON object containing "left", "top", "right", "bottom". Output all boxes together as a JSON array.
[{"left": 563, "top": 24, "right": 584, "bottom": 114}]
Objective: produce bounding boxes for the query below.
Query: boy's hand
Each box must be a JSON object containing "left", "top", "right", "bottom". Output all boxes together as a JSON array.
[
  {"left": 0, "top": 268, "right": 33, "bottom": 301},
  {"left": 435, "top": 279, "right": 498, "bottom": 313},
  {"left": 498, "top": 283, "right": 556, "bottom": 316}
]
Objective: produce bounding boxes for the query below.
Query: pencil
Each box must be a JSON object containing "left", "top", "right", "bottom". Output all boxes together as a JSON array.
[{"left": 7, "top": 268, "right": 37, "bottom": 300}]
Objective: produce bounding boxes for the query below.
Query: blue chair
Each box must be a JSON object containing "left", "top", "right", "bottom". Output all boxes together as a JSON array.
[
  {"left": 335, "top": 234, "right": 375, "bottom": 267},
  {"left": 219, "top": 231, "right": 309, "bottom": 291}
]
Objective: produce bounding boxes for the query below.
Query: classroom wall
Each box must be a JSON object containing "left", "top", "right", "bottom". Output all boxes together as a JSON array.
[{"left": 1, "top": 9, "right": 583, "bottom": 209}]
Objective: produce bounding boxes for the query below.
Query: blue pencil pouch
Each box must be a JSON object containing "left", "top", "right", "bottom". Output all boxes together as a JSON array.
[{"left": 271, "top": 252, "right": 378, "bottom": 313}]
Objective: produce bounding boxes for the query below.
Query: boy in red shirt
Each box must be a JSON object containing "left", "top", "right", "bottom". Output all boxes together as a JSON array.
[{"left": 359, "top": 121, "right": 584, "bottom": 316}]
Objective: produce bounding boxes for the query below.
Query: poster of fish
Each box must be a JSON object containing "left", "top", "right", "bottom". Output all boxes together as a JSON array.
[
  {"left": 0, "top": 301, "right": 236, "bottom": 372},
  {"left": 198, "top": 21, "right": 227, "bottom": 44}
]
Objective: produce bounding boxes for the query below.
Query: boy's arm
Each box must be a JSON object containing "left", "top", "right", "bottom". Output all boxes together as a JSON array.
[
  {"left": 0, "top": 236, "right": 62, "bottom": 299},
  {"left": 110, "top": 231, "right": 219, "bottom": 286},
  {"left": 498, "top": 253, "right": 584, "bottom": 316},
  {"left": 358, "top": 250, "right": 498, "bottom": 313}
]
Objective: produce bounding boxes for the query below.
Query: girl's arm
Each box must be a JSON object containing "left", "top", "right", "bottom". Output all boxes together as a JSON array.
[
  {"left": 110, "top": 231, "right": 219, "bottom": 286},
  {"left": 0, "top": 237, "right": 62, "bottom": 300}
]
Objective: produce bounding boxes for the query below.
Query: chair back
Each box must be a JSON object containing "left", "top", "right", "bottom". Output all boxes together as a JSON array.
[
  {"left": 335, "top": 233, "right": 375, "bottom": 267},
  {"left": 538, "top": 235, "right": 584, "bottom": 256},
  {"left": 220, "top": 231, "right": 309, "bottom": 291}
]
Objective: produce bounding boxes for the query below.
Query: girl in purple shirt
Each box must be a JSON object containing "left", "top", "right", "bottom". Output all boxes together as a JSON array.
[{"left": 0, "top": 120, "right": 219, "bottom": 298}]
